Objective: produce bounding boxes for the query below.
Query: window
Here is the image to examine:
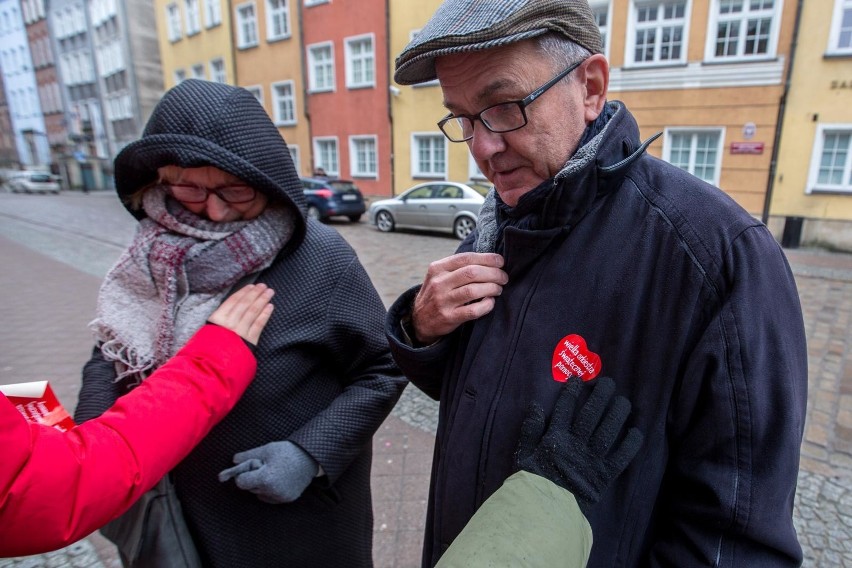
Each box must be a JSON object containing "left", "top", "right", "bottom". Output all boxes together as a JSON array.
[
  {"left": 411, "top": 134, "right": 447, "bottom": 178},
  {"left": 829, "top": 0, "right": 852, "bottom": 54},
  {"left": 174, "top": 68, "right": 186, "bottom": 83},
  {"left": 808, "top": 125, "right": 852, "bottom": 194},
  {"left": 349, "top": 135, "right": 377, "bottom": 178},
  {"left": 307, "top": 42, "right": 334, "bottom": 92},
  {"left": 266, "top": 0, "right": 290, "bottom": 41},
  {"left": 313, "top": 137, "right": 339, "bottom": 176},
  {"left": 204, "top": 0, "right": 221, "bottom": 27},
  {"left": 166, "top": 3, "right": 181, "bottom": 42},
  {"left": 628, "top": 1, "right": 687, "bottom": 66},
  {"left": 706, "top": 0, "right": 779, "bottom": 61},
  {"left": 185, "top": 0, "right": 200, "bottom": 34},
  {"left": 210, "top": 58, "right": 226, "bottom": 82},
  {"left": 591, "top": 1, "right": 611, "bottom": 56},
  {"left": 191, "top": 63, "right": 205, "bottom": 79},
  {"left": 345, "top": 34, "right": 375, "bottom": 89},
  {"left": 288, "top": 145, "right": 300, "bottom": 174},
  {"left": 664, "top": 129, "right": 723, "bottom": 186},
  {"left": 272, "top": 80, "right": 296, "bottom": 125},
  {"left": 235, "top": 2, "right": 258, "bottom": 48}
]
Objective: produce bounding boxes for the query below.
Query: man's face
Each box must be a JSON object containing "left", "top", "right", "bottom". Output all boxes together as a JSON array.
[
  {"left": 436, "top": 41, "right": 596, "bottom": 207},
  {"left": 157, "top": 165, "right": 268, "bottom": 222}
]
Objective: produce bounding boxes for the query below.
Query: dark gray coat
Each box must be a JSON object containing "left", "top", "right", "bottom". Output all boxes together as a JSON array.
[{"left": 76, "top": 79, "right": 406, "bottom": 567}]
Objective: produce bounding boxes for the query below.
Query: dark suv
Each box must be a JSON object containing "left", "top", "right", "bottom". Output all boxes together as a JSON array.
[{"left": 300, "top": 177, "right": 366, "bottom": 222}]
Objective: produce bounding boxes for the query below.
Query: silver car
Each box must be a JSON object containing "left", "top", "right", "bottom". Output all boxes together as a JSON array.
[{"left": 369, "top": 181, "right": 490, "bottom": 240}]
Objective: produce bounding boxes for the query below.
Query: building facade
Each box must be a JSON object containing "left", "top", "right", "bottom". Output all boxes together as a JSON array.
[
  {"left": 0, "top": 0, "right": 50, "bottom": 169},
  {"left": 770, "top": 0, "right": 852, "bottom": 250}
]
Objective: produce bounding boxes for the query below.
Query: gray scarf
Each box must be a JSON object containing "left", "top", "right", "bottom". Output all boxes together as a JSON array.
[{"left": 90, "top": 185, "right": 294, "bottom": 382}]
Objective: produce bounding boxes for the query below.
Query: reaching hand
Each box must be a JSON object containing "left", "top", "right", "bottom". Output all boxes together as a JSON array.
[
  {"left": 208, "top": 284, "right": 275, "bottom": 345},
  {"left": 218, "top": 441, "right": 318, "bottom": 504},
  {"left": 514, "top": 376, "right": 644, "bottom": 509},
  {"left": 411, "top": 252, "right": 507, "bottom": 344}
]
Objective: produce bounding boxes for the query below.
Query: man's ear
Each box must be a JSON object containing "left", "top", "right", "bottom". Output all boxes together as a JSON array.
[{"left": 582, "top": 54, "right": 609, "bottom": 122}]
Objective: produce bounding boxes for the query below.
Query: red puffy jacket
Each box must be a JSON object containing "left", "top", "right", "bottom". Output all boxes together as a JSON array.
[{"left": 0, "top": 324, "right": 256, "bottom": 556}]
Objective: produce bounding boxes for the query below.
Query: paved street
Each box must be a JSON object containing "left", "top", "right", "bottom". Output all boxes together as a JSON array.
[{"left": 1, "top": 190, "right": 851, "bottom": 567}]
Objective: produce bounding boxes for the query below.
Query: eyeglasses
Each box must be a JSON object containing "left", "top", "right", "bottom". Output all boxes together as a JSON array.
[
  {"left": 437, "top": 59, "right": 585, "bottom": 143},
  {"left": 162, "top": 182, "right": 257, "bottom": 204}
]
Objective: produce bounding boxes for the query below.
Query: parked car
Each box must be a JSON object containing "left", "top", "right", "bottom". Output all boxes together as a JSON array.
[
  {"left": 6, "top": 171, "right": 60, "bottom": 194},
  {"left": 369, "top": 181, "right": 489, "bottom": 240},
  {"left": 300, "top": 177, "right": 366, "bottom": 222}
]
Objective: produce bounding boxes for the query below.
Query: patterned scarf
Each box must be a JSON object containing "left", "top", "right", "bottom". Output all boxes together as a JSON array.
[{"left": 90, "top": 185, "right": 294, "bottom": 382}]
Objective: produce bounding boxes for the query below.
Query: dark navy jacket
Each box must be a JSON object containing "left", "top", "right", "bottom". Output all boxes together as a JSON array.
[{"left": 387, "top": 102, "right": 807, "bottom": 567}]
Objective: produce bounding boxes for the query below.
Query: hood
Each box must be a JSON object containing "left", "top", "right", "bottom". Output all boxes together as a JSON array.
[{"left": 114, "top": 79, "right": 306, "bottom": 245}]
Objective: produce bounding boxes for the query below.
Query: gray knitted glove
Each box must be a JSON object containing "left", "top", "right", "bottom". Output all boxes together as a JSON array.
[
  {"left": 218, "top": 441, "right": 319, "bottom": 504},
  {"left": 515, "top": 376, "right": 644, "bottom": 509}
]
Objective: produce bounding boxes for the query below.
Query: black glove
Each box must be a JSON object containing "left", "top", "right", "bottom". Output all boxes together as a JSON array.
[{"left": 514, "top": 376, "right": 644, "bottom": 509}]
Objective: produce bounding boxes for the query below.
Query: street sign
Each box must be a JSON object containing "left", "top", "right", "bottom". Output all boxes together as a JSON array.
[{"left": 730, "top": 142, "right": 764, "bottom": 155}]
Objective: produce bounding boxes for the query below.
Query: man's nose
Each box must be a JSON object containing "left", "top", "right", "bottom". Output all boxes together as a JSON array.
[{"left": 468, "top": 121, "right": 506, "bottom": 160}]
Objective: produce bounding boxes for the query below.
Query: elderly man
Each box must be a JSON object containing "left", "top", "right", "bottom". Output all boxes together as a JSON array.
[{"left": 386, "top": 1, "right": 808, "bottom": 566}]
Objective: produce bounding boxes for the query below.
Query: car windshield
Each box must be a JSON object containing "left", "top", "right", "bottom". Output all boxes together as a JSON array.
[{"left": 328, "top": 181, "right": 359, "bottom": 192}]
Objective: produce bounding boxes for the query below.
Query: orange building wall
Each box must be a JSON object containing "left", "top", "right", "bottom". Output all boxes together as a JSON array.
[{"left": 303, "top": 1, "right": 393, "bottom": 197}]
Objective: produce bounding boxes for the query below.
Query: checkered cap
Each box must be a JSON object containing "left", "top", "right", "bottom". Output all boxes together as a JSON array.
[{"left": 394, "top": 0, "right": 602, "bottom": 85}]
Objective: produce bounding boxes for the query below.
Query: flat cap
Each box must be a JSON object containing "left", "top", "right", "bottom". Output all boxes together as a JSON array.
[{"left": 395, "top": 0, "right": 602, "bottom": 85}]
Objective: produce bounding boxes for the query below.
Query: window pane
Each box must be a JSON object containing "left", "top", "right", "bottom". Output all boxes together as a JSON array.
[{"left": 818, "top": 133, "right": 850, "bottom": 186}]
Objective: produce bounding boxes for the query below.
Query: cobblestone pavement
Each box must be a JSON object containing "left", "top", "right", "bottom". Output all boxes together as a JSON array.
[{"left": 1, "top": 191, "right": 850, "bottom": 567}]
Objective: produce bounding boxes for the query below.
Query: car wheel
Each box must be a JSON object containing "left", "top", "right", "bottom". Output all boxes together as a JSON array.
[
  {"left": 307, "top": 205, "right": 323, "bottom": 221},
  {"left": 454, "top": 217, "right": 476, "bottom": 240},
  {"left": 348, "top": 214, "right": 362, "bottom": 222},
  {"left": 375, "top": 210, "right": 395, "bottom": 233}
]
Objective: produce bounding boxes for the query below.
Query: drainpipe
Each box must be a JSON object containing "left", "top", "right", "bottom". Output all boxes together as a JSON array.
[
  {"left": 298, "top": 1, "right": 312, "bottom": 175},
  {"left": 386, "top": 0, "right": 395, "bottom": 197},
  {"left": 762, "top": 0, "right": 803, "bottom": 225}
]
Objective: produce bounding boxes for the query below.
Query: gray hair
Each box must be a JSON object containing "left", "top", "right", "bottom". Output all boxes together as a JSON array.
[{"left": 535, "top": 33, "right": 592, "bottom": 81}]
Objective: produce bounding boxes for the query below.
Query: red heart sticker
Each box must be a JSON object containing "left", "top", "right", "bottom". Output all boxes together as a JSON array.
[{"left": 551, "top": 334, "right": 601, "bottom": 382}]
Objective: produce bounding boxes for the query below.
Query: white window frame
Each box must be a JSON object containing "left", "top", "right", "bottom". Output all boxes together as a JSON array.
[
  {"left": 191, "top": 63, "right": 205, "bottom": 79},
  {"left": 590, "top": 1, "right": 613, "bottom": 58},
  {"left": 210, "top": 58, "right": 226, "bottom": 82},
  {"left": 307, "top": 41, "right": 335, "bottom": 92},
  {"left": 807, "top": 123, "right": 852, "bottom": 194},
  {"left": 271, "top": 80, "right": 297, "bottom": 125},
  {"left": 166, "top": 3, "right": 182, "bottom": 42},
  {"left": 313, "top": 136, "right": 339, "bottom": 176},
  {"left": 349, "top": 135, "right": 378, "bottom": 178},
  {"left": 345, "top": 33, "right": 375, "bottom": 89},
  {"left": 266, "top": 0, "right": 290, "bottom": 41},
  {"left": 828, "top": 0, "right": 852, "bottom": 55},
  {"left": 288, "top": 144, "right": 300, "bottom": 175},
  {"left": 185, "top": 0, "right": 200, "bottom": 35},
  {"left": 663, "top": 127, "right": 725, "bottom": 187},
  {"left": 704, "top": 0, "right": 782, "bottom": 62},
  {"left": 174, "top": 68, "right": 186, "bottom": 83},
  {"left": 235, "top": 1, "right": 258, "bottom": 49},
  {"left": 245, "top": 84, "right": 263, "bottom": 104},
  {"left": 626, "top": 0, "right": 690, "bottom": 67},
  {"left": 304, "top": 0, "right": 329, "bottom": 6},
  {"left": 411, "top": 133, "right": 447, "bottom": 179},
  {"left": 204, "top": 0, "right": 221, "bottom": 27}
]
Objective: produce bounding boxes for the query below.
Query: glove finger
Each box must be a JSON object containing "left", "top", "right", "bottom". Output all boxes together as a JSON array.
[
  {"left": 218, "top": 459, "right": 260, "bottom": 482},
  {"left": 547, "top": 376, "right": 584, "bottom": 434},
  {"left": 514, "top": 402, "right": 546, "bottom": 467},
  {"left": 233, "top": 468, "right": 267, "bottom": 492},
  {"left": 573, "top": 376, "right": 615, "bottom": 441},
  {"left": 233, "top": 447, "right": 266, "bottom": 463},
  {"left": 605, "top": 427, "right": 645, "bottom": 476},
  {"left": 590, "top": 395, "right": 631, "bottom": 454}
]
